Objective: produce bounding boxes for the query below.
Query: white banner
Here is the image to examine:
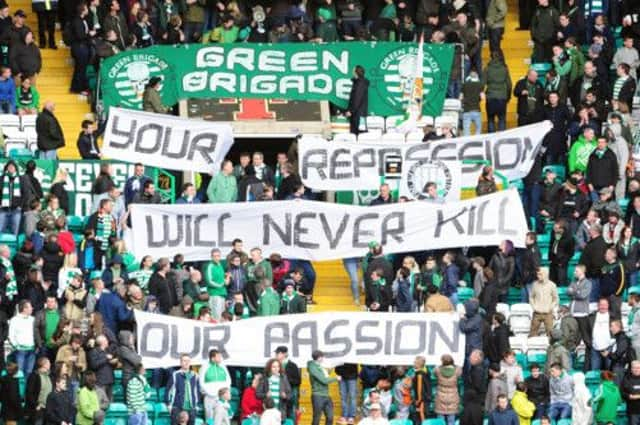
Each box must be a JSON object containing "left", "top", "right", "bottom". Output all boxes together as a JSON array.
[
  {"left": 299, "top": 121, "right": 552, "bottom": 190},
  {"left": 134, "top": 310, "right": 466, "bottom": 368},
  {"left": 130, "top": 189, "right": 528, "bottom": 261},
  {"left": 397, "top": 160, "right": 463, "bottom": 201},
  {"left": 103, "top": 107, "right": 234, "bottom": 173}
]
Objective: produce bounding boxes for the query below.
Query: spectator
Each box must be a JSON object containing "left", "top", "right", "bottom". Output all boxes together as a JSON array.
[
  {"left": 548, "top": 221, "right": 574, "bottom": 286},
  {"left": 601, "top": 247, "right": 625, "bottom": 317},
  {"left": 0, "top": 66, "right": 15, "bottom": 113},
  {"left": 511, "top": 382, "right": 535, "bottom": 425},
  {"left": 16, "top": 76, "right": 39, "bottom": 115},
  {"left": 308, "top": 350, "right": 340, "bottom": 425},
  {"left": 525, "top": 363, "right": 549, "bottom": 419},
  {"left": 614, "top": 36, "right": 640, "bottom": 79},
  {"left": 548, "top": 363, "right": 573, "bottom": 421},
  {"left": 567, "top": 264, "right": 592, "bottom": 348},
  {"left": 346, "top": 65, "right": 369, "bottom": 135},
  {"left": 256, "top": 358, "right": 291, "bottom": 420},
  {"left": 149, "top": 258, "right": 176, "bottom": 315},
  {"left": 612, "top": 63, "right": 637, "bottom": 111},
  {"left": 593, "top": 370, "right": 623, "bottom": 424},
  {"left": 166, "top": 354, "right": 199, "bottom": 425},
  {"left": 25, "top": 357, "right": 52, "bottom": 425},
  {"left": 69, "top": 4, "right": 93, "bottom": 95},
  {"left": 487, "top": 393, "right": 519, "bottom": 424},
  {"left": 124, "top": 164, "right": 151, "bottom": 206},
  {"left": 102, "top": 0, "right": 131, "bottom": 50},
  {"left": 0, "top": 362, "right": 22, "bottom": 425},
  {"left": 482, "top": 50, "right": 512, "bottom": 133},
  {"left": 35, "top": 101, "right": 65, "bottom": 160},
  {"left": 580, "top": 222, "right": 607, "bottom": 301},
  {"left": 131, "top": 180, "right": 161, "bottom": 205},
  {"left": 425, "top": 284, "right": 454, "bottom": 312},
  {"left": 461, "top": 70, "right": 483, "bottom": 136},
  {"left": 207, "top": 160, "right": 237, "bottom": 203},
  {"left": 9, "top": 299, "right": 35, "bottom": 376},
  {"left": 622, "top": 360, "right": 640, "bottom": 425},
  {"left": 530, "top": 0, "right": 560, "bottom": 62},
  {"left": 433, "top": 354, "right": 460, "bottom": 425},
  {"left": 77, "top": 120, "right": 100, "bottom": 159},
  {"left": 514, "top": 69, "right": 544, "bottom": 126},
  {"left": 199, "top": 349, "right": 231, "bottom": 424},
  {"left": 55, "top": 334, "right": 87, "bottom": 399},
  {"left": 571, "top": 372, "right": 593, "bottom": 425},
  {"left": 0, "top": 161, "right": 25, "bottom": 237},
  {"left": 545, "top": 328, "right": 571, "bottom": 371},
  {"left": 459, "top": 299, "right": 483, "bottom": 359},
  {"left": 590, "top": 298, "right": 613, "bottom": 371},
  {"left": 45, "top": 375, "right": 74, "bottom": 425},
  {"left": 486, "top": 363, "right": 507, "bottom": 414},
  {"left": 88, "top": 334, "right": 117, "bottom": 401},
  {"left": 440, "top": 251, "right": 460, "bottom": 305},
  {"left": 490, "top": 240, "right": 515, "bottom": 302},
  {"left": 76, "top": 371, "right": 102, "bottom": 425},
  {"left": 500, "top": 351, "right": 524, "bottom": 399},
  {"left": 607, "top": 319, "right": 632, "bottom": 385},
  {"left": 461, "top": 350, "right": 487, "bottom": 425},
  {"left": 486, "top": 0, "right": 507, "bottom": 52},
  {"left": 126, "top": 364, "right": 149, "bottom": 425},
  {"left": 203, "top": 248, "right": 227, "bottom": 320},
  {"left": 10, "top": 31, "right": 41, "bottom": 86},
  {"left": 280, "top": 280, "right": 306, "bottom": 314},
  {"left": 587, "top": 136, "right": 619, "bottom": 203},
  {"left": 603, "top": 211, "right": 625, "bottom": 245},
  {"left": 568, "top": 126, "right": 597, "bottom": 174}
]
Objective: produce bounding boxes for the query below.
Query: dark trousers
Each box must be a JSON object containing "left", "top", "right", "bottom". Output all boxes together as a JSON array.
[
  {"left": 518, "top": 0, "right": 535, "bottom": 28},
  {"left": 488, "top": 27, "right": 504, "bottom": 52},
  {"left": 522, "top": 182, "right": 542, "bottom": 232},
  {"left": 576, "top": 315, "right": 592, "bottom": 367},
  {"left": 311, "top": 394, "right": 333, "bottom": 425},
  {"left": 461, "top": 401, "right": 484, "bottom": 425},
  {"left": 486, "top": 98, "right": 507, "bottom": 133},
  {"left": 550, "top": 263, "right": 568, "bottom": 286},
  {"left": 70, "top": 43, "right": 90, "bottom": 92},
  {"left": 533, "top": 39, "right": 553, "bottom": 63},
  {"left": 349, "top": 112, "right": 364, "bottom": 135},
  {"left": 37, "top": 10, "right": 56, "bottom": 47},
  {"left": 629, "top": 413, "right": 640, "bottom": 425}
]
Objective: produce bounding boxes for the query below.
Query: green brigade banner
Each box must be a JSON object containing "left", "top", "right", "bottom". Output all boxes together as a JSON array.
[
  {"left": 99, "top": 42, "right": 455, "bottom": 117},
  {"left": 2, "top": 159, "right": 157, "bottom": 217}
]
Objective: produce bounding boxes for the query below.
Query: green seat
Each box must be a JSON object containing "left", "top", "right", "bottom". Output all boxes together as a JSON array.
[
  {"left": 67, "top": 215, "right": 85, "bottom": 233},
  {"left": 105, "top": 402, "right": 128, "bottom": 425},
  {"left": 241, "top": 418, "right": 259, "bottom": 425},
  {"left": 9, "top": 148, "right": 33, "bottom": 159},
  {"left": 423, "top": 419, "right": 445, "bottom": 425},
  {"left": 457, "top": 287, "right": 474, "bottom": 303},
  {"left": 155, "top": 402, "right": 171, "bottom": 425}
]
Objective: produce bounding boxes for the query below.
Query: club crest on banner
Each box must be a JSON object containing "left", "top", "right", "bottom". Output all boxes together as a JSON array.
[
  {"left": 107, "top": 53, "right": 171, "bottom": 108},
  {"left": 405, "top": 159, "right": 453, "bottom": 200}
]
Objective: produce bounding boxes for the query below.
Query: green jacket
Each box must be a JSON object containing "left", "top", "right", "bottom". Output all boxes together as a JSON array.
[
  {"left": 482, "top": 59, "right": 512, "bottom": 100},
  {"left": 76, "top": 387, "right": 100, "bottom": 425},
  {"left": 486, "top": 0, "right": 507, "bottom": 29},
  {"left": 207, "top": 173, "right": 238, "bottom": 203},
  {"left": 567, "top": 46, "right": 585, "bottom": 85},
  {"left": 307, "top": 360, "right": 337, "bottom": 397},
  {"left": 246, "top": 259, "right": 273, "bottom": 283},
  {"left": 184, "top": 0, "right": 205, "bottom": 24},
  {"left": 257, "top": 287, "right": 280, "bottom": 316},
  {"left": 593, "top": 380, "right": 622, "bottom": 423},
  {"left": 203, "top": 25, "right": 239, "bottom": 43},
  {"left": 568, "top": 135, "right": 597, "bottom": 172},
  {"left": 16, "top": 86, "right": 39, "bottom": 111},
  {"left": 204, "top": 261, "right": 226, "bottom": 297},
  {"left": 530, "top": 5, "right": 559, "bottom": 42},
  {"left": 281, "top": 292, "right": 306, "bottom": 314}
]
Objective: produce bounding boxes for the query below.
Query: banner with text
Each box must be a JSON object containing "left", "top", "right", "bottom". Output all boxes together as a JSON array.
[
  {"left": 103, "top": 108, "right": 233, "bottom": 173},
  {"left": 299, "top": 121, "right": 552, "bottom": 191},
  {"left": 134, "top": 310, "right": 466, "bottom": 368},
  {"left": 99, "top": 43, "right": 454, "bottom": 117},
  {"left": 130, "top": 189, "right": 528, "bottom": 261}
]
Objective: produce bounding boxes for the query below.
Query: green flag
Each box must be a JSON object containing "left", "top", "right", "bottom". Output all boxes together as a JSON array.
[{"left": 99, "top": 42, "right": 454, "bottom": 117}]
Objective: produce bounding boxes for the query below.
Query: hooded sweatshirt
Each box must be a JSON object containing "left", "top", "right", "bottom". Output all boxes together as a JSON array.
[
  {"left": 593, "top": 379, "right": 622, "bottom": 423},
  {"left": 511, "top": 391, "right": 535, "bottom": 425},
  {"left": 549, "top": 371, "right": 573, "bottom": 404},
  {"left": 568, "top": 135, "right": 597, "bottom": 173},
  {"left": 571, "top": 372, "right": 593, "bottom": 424},
  {"left": 459, "top": 299, "right": 483, "bottom": 354},
  {"left": 198, "top": 360, "right": 231, "bottom": 400}
]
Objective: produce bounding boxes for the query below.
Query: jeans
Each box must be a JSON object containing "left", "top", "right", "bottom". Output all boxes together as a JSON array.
[
  {"left": 439, "top": 414, "right": 456, "bottom": 425},
  {"left": 311, "top": 394, "right": 334, "bottom": 425},
  {"left": 338, "top": 379, "right": 357, "bottom": 419},
  {"left": 0, "top": 208, "right": 21, "bottom": 236},
  {"left": 462, "top": 111, "right": 482, "bottom": 135},
  {"left": 521, "top": 183, "right": 542, "bottom": 231},
  {"left": 486, "top": 98, "right": 507, "bottom": 133},
  {"left": 520, "top": 282, "right": 533, "bottom": 302},
  {"left": 629, "top": 414, "right": 640, "bottom": 425},
  {"left": 128, "top": 412, "right": 148, "bottom": 425},
  {"left": 533, "top": 403, "right": 548, "bottom": 419},
  {"left": 447, "top": 79, "right": 461, "bottom": 99},
  {"left": 448, "top": 292, "right": 459, "bottom": 306},
  {"left": 14, "top": 349, "right": 36, "bottom": 376},
  {"left": 548, "top": 402, "right": 571, "bottom": 421},
  {"left": 342, "top": 258, "right": 360, "bottom": 303},
  {"left": 590, "top": 349, "right": 610, "bottom": 371},
  {"left": 589, "top": 277, "right": 601, "bottom": 303},
  {"left": 39, "top": 149, "right": 58, "bottom": 160},
  {"left": 0, "top": 100, "right": 13, "bottom": 114},
  {"left": 203, "top": 395, "right": 217, "bottom": 422}
]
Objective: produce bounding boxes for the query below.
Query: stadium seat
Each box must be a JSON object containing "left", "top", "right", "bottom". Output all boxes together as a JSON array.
[
  {"left": 423, "top": 419, "right": 445, "bottom": 425},
  {"left": 105, "top": 402, "right": 128, "bottom": 425},
  {"left": 0, "top": 114, "right": 20, "bottom": 129},
  {"left": 154, "top": 402, "right": 171, "bottom": 425},
  {"left": 406, "top": 131, "right": 423, "bottom": 142},
  {"left": 510, "top": 303, "right": 533, "bottom": 319},
  {"left": 385, "top": 115, "right": 404, "bottom": 131},
  {"left": 496, "top": 303, "right": 510, "bottom": 319},
  {"left": 417, "top": 116, "right": 434, "bottom": 127},
  {"left": 4, "top": 139, "right": 27, "bottom": 156},
  {"left": 241, "top": 418, "right": 260, "bottom": 425},
  {"left": 366, "top": 116, "right": 385, "bottom": 132},
  {"left": 381, "top": 132, "right": 406, "bottom": 144},
  {"left": 443, "top": 98, "right": 462, "bottom": 111},
  {"left": 333, "top": 133, "right": 357, "bottom": 143},
  {"left": 527, "top": 336, "right": 550, "bottom": 352},
  {"left": 509, "top": 335, "right": 528, "bottom": 353},
  {"left": 9, "top": 147, "right": 33, "bottom": 159},
  {"left": 556, "top": 419, "right": 572, "bottom": 425},
  {"left": 20, "top": 114, "right": 36, "bottom": 130},
  {"left": 390, "top": 420, "right": 412, "bottom": 425},
  {"left": 457, "top": 287, "right": 474, "bottom": 303}
]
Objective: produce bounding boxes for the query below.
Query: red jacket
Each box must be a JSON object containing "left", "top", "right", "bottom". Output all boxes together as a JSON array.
[
  {"left": 240, "top": 387, "right": 263, "bottom": 419},
  {"left": 57, "top": 230, "right": 76, "bottom": 255}
]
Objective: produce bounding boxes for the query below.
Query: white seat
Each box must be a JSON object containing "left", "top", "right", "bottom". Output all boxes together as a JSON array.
[
  {"left": 357, "top": 131, "right": 383, "bottom": 143},
  {"left": 0, "top": 114, "right": 20, "bottom": 128},
  {"left": 417, "top": 115, "right": 434, "bottom": 128},
  {"left": 435, "top": 115, "right": 458, "bottom": 130},
  {"left": 365, "top": 116, "right": 385, "bottom": 132},
  {"left": 385, "top": 115, "right": 405, "bottom": 131},
  {"left": 381, "top": 132, "right": 406, "bottom": 144},
  {"left": 406, "top": 131, "right": 424, "bottom": 143},
  {"left": 510, "top": 303, "right": 533, "bottom": 319},
  {"left": 4, "top": 139, "right": 27, "bottom": 154},
  {"left": 509, "top": 335, "right": 528, "bottom": 353},
  {"left": 496, "top": 303, "right": 510, "bottom": 320},
  {"left": 444, "top": 98, "right": 462, "bottom": 111},
  {"left": 509, "top": 316, "right": 531, "bottom": 335},
  {"left": 20, "top": 114, "right": 36, "bottom": 129},
  {"left": 27, "top": 139, "right": 38, "bottom": 152},
  {"left": 456, "top": 303, "right": 466, "bottom": 315},
  {"left": 2, "top": 127, "right": 26, "bottom": 139},
  {"left": 299, "top": 133, "right": 325, "bottom": 141},
  {"left": 527, "top": 336, "right": 550, "bottom": 352},
  {"left": 333, "top": 133, "right": 357, "bottom": 143}
]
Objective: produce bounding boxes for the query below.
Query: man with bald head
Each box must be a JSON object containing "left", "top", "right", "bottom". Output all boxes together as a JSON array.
[
  {"left": 35, "top": 100, "right": 65, "bottom": 160},
  {"left": 514, "top": 68, "right": 544, "bottom": 126},
  {"left": 571, "top": 60, "right": 610, "bottom": 107}
]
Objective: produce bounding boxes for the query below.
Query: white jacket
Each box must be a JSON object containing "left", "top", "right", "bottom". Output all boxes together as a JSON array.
[
  {"left": 198, "top": 361, "right": 232, "bottom": 399},
  {"left": 259, "top": 408, "right": 281, "bottom": 425},
  {"left": 9, "top": 313, "right": 35, "bottom": 350},
  {"left": 571, "top": 373, "right": 593, "bottom": 425}
]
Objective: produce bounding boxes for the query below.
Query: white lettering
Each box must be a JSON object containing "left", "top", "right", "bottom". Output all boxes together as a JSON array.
[
  {"left": 209, "top": 73, "right": 236, "bottom": 92},
  {"left": 196, "top": 46, "right": 224, "bottom": 67},
  {"left": 258, "top": 50, "right": 286, "bottom": 72},
  {"left": 251, "top": 75, "right": 277, "bottom": 94},
  {"left": 291, "top": 52, "right": 318, "bottom": 72},
  {"left": 183, "top": 72, "right": 208, "bottom": 92},
  {"left": 227, "top": 48, "right": 254, "bottom": 71},
  {"left": 308, "top": 74, "right": 332, "bottom": 94},
  {"left": 322, "top": 51, "right": 349, "bottom": 74}
]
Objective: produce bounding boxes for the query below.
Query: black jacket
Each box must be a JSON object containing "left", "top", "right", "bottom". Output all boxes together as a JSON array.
[
  {"left": 525, "top": 374, "right": 549, "bottom": 404},
  {"left": 0, "top": 375, "right": 22, "bottom": 420},
  {"left": 479, "top": 279, "right": 500, "bottom": 320},
  {"left": 618, "top": 240, "right": 640, "bottom": 273},
  {"left": 548, "top": 232, "right": 575, "bottom": 266},
  {"left": 9, "top": 41, "right": 41, "bottom": 76},
  {"left": 36, "top": 109, "right": 65, "bottom": 151},
  {"left": 92, "top": 173, "right": 115, "bottom": 195},
  {"left": 334, "top": 363, "right": 358, "bottom": 381},
  {"left": 542, "top": 103, "right": 571, "bottom": 155},
  {"left": 77, "top": 131, "right": 100, "bottom": 159},
  {"left": 571, "top": 74, "right": 610, "bottom": 107},
  {"left": 520, "top": 244, "right": 542, "bottom": 285},
  {"left": 600, "top": 261, "right": 625, "bottom": 298},
  {"left": 609, "top": 330, "right": 632, "bottom": 370},
  {"left": 44, "top": 390, "right": 74, "bottom": 425},
  {"left": 487, "top": 323, "right": 511, "bottom": 364},
  {"left": 463, "top": 363, "right": 487, "bottom": 404},
  {"left": 283, "top": 360, "right": 301, "bottom": 387},
  {"left": 580, "top": 235, "right": 608, "bottom": 278},
  {"left": 489, "top": 252, "right": 515, "bottom": 295},
  {"left": 148, "top": 271, "right": 176, "bottom": 314},
  {"left": 276, "top": 174, "right": 302, "bottom": 201},
  {"left": 539, "top": 181, "right": 561, "bottom": 217},
  {"left": 586, "top": 148, "right": 619, "bottom": 189},
  {"left": 25, "top": 371, "right": 51, "bottom": 420},
  {"left": 50, "top": 182, "right": 69, "bottom": 214},
  {"left": 88, "top": 347, "right": 116, "bottom": 386},
  {"left": 41, "top": 242, "right": 63, "bottom": 286},
  {"left": 615, "top": 77, "right": 637, "bottom": 110},
  {"left": 347, "top": 76, "right": 369, "bottom": 116},
  {"left": 70, "top": 16, "right": 91, "bottom": 45},
  {"left": 513, "top": 77, "right": 544, "bottom": 122},
  {"left": 364, "top": 255, "right": 394, "bottom": 306},
  {"left": 622, "top": 372, "right": 640, "bottom": 415},
  {"left": 555, "top": 187, "right": 589, "bottom": 220}
]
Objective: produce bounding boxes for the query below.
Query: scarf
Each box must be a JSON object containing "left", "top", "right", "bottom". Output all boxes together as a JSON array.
[
  {"left": 594, "top": 148, "right": 606, "bottom": 159},
  {"left": 613, "top": 76, "right": 628, "bottom": 100},
  {"left": 1, "top": 256, "right": 16, "bottom": 300},
  {"left": 96, "top": 213, "right": 112, "bottom": 250},
  {"left": 1, "top": 173, "right": 20, "bottom": 208}
]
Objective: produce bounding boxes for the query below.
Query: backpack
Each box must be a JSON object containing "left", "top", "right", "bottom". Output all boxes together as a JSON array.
[{"left": 62, "top": 21, "right": 74, "bottom": 46}]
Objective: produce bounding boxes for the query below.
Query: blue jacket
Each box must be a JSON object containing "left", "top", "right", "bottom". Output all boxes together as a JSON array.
[
  {"left": 441, "top": 263, "right": 460, "bottom": 297},
  {"left": 175, "top": 196, "right": 201, "bottom": 204},
  {"left": 459, "top": 299, "right": 483, "bottom": 354},
  {"left": 77, "top": 238, "right": 96, "bottom": 273},
  {"left": 96, "top": 290, "right": 133, "bottom": 335},
  {"left": 124, "top": 175, "right": 152, "bottom": 205},
  {"left": 166, "top": 369, "right": 200, "bottom": 411},
  {"left": 0, "top": 77, "right": 16, "bottom": 112},
  {"left": 101, "top": 267, "right": 129, "bottom": 290},
  {"left": 488, "top": 406, "right": 519, "bottom": 425}
]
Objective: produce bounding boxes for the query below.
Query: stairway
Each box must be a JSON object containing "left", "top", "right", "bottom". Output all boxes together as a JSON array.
[{"left": 10, "top": 0, "right": 90, "bottom": 159}]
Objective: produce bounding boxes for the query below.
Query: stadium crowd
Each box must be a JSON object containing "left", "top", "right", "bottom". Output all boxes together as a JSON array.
[{"left": 0, "top": 0, "right": 637, "bottom": 424}]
